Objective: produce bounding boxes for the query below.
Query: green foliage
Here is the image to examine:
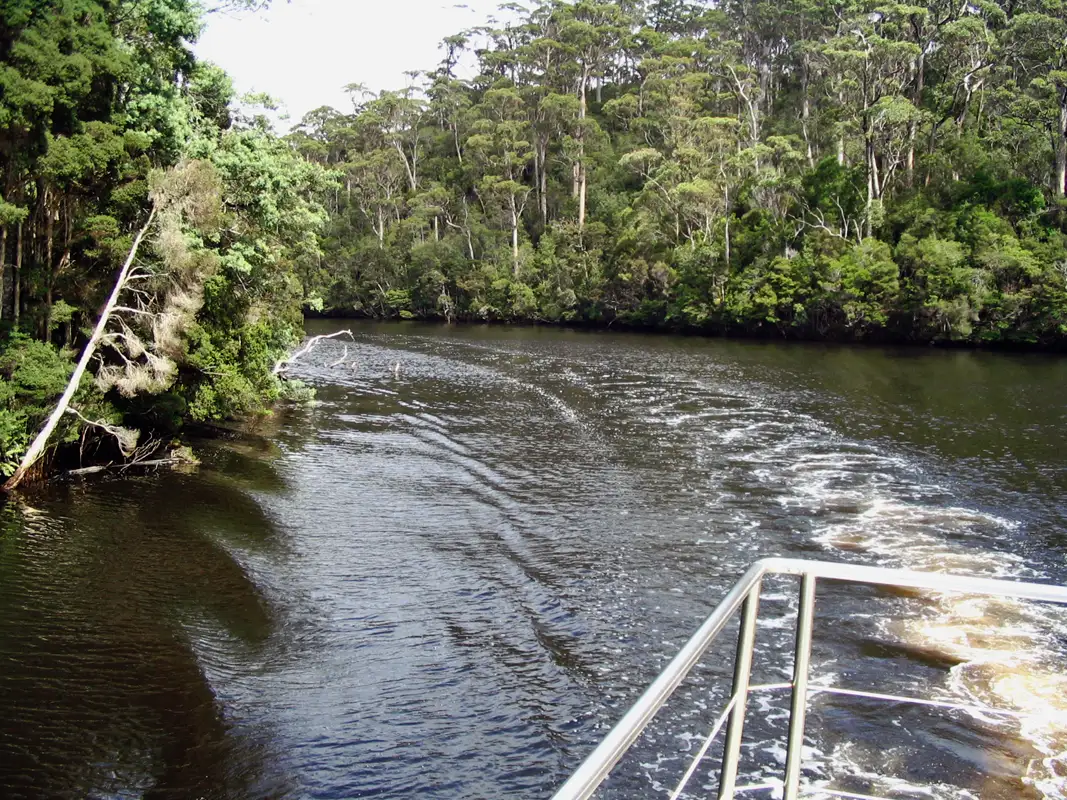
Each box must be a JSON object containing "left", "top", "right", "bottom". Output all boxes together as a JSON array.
[
  {"left": 0, "top": 335, "right": 74, "bottom": 475},
  {"left": 382, "top": 289, "right": 413, "bottom": 318},
  {"left": 0, "top": 0, "right": 327, "bottom": 479},
  {"left": 280, "top": 0, "right": 1067, "bottom": 349}
]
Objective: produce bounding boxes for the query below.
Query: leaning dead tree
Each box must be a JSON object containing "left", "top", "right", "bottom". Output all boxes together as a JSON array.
[
  {"left": 2, "top": 160, "right": 222, "bottom": 492},
  {"left": 2, "top": 212, "right": 157, "bottom": 491}
]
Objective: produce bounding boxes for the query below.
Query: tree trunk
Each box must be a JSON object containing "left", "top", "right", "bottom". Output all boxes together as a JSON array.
[
  {"left": 3, "top": 211, "right": 156, "bottom": 493},
  {"left": 14, "top": 219, "right": 22, "bottom": 325},
  {"left": 801, "top": 55, "right": 814, "bottom": 169},
  {"left": 44, "top": 193, "right": 54, "bottom": 343},
  {"left": 539, "top": 138, "right": 548, "bottom": 224},
  {"left": 0, "top": 227, "right": 6, "bottom": 321},
  {"left": 1056, "top": 90, "right": 1067, "bottom": 198},
  {"left": 907, "top": 49, "right": 925, "bottom": 187},
  {"left": 533, "top": 144, "right": 542, "bottom": 224},
  {"left": 865, "top": 127, "right": 875, "bottom": 237},
  {"left": 837, "top": 83, "right": 847, "bottom": 166},
  {"left": 760, "top": 44, "right": 773, "bottom": 116},
  {"left": 510, "top": 193, "right": 519, "bottom": 276},
  {"left": 578, "top": 164, "right": 587, "bottom": 233},
  {"left": 724, "top": 185, "right": 731, "bottom": 269},
  {"left": 395, "top": 140, "right": 417, "bottom": 192},
  {"left": 463, "top": 198, "right": 474, "bottom": 260},
  {"left": 578, "top": 68, "right": 589, "bottom": 232}
]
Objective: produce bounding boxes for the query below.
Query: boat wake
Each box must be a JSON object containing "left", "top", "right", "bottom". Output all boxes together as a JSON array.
[
  {"left": 290, "top": 329, "right": 1066, "bottom": 799},
  {"left": 798, "top": 459, "right": 1066, "bottom": 798},
  {"left": 581, "top": 365, "right": 1067, "bottom": 799}
]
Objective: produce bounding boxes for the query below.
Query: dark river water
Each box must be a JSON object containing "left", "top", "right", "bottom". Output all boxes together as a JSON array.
[{"left": 1, "top": 321, "right": 1066, "bottom": 800}]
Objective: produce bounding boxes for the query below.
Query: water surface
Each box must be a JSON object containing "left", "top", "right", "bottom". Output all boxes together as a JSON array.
[{"left": 1, "top": 321, "right": 1065, "bottom": 799}]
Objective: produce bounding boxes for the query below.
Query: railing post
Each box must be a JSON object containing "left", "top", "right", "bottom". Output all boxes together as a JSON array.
[
  {"left": 717, "top": 579, "right": 762, "bottom": 799},
  {"left": 783, "top": 573, "right": 816, "bottom": 800}
]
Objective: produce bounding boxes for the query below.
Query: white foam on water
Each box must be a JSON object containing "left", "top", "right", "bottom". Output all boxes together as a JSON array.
[
  {"left": 791, "top": 449, "right": 1067, "bottom": 797},
  {"left": 808, "top": 740, "right": 983, "bottom": 799},
  {"left": 645, "top": 376, "right": 1067, "bottom": 798}
]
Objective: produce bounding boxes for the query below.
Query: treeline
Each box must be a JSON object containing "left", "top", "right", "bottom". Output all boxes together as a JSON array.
[
  {"left": 0, "top": 0, "right": 330, "bottom": 481},
  {"left": 3, "top": 0, "right": 1066, "bottom": 481},
  {"left": 290, "top": 0, "right": 1067, "bottom": 346}
]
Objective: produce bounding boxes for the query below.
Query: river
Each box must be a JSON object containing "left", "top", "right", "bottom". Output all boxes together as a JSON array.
[{"left": 1, "top": 320, "right": 1065, "bottom": 800}]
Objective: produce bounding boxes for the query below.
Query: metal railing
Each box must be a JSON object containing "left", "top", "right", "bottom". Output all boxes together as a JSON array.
[{"left": 552, "top": 557, "right": 1067, "bottom": 800}]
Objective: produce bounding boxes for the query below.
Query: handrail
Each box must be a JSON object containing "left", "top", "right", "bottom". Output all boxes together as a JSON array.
[
  {"left": 760, "top": 557, "right": 1067, "bottom": 604},
  {"left": 551, "top": 557, "right": 1067, "bottom": 800},
  {"left": 552, "top": 561, "right": 767, "bottom": 800}
]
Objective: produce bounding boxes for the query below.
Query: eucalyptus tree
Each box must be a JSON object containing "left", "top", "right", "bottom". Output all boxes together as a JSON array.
[
  {"left": 821, "top": 5, "right": 921, "bottom": 233},
  {"left": 998, "top": 0, "right": 1067, "bottom": 196},
  {"left": 467, "top": 85, "right": 535, "bottom": 275},
  {"left": 278, "top": 0, "right": 1067, "bottom": 351},
  {"left": 555, "top": 0, "right": 632, "bottom": 231}
]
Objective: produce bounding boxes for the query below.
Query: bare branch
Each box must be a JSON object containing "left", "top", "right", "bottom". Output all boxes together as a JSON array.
[
  {"left": 64, "top": 407, "right": 140, "bottom": 457},
  {"left": 113, "top": 305, "right": 158, "bottom": 318},
  {"left": 329, "top": 346, "right": 349, "bottom": 368},
  {"left": 273, "top": 330, "right": 354, "bottom": 375}
]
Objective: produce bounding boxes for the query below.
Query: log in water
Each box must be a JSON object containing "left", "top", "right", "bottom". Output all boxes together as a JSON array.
[{"left": 1, "top": 320, "right": 1065, "bottom": 799}]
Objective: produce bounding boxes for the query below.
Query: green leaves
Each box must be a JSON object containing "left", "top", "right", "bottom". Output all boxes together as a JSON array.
[
  {"left": 272, "top": 0, "right": 1067, "bottom": 349},
  {"left": 0, "top": 334, "right": 78, "bottom": 475},
  {"left": 40, "top": 123, "right": 126, "bottom": 189}
]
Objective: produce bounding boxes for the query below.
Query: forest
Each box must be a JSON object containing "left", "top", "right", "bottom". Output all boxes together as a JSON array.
[
  {"left": 0, "top": 0, "right": 329, "bottom": 483},
  {"left": 2, "top": 0, "right": 1067, "bottom": 481},
  {"left": 290, "top": 0, "right": 1067, "bottom": 347}
]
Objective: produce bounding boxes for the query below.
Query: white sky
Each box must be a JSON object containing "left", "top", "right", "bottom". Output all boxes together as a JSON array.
[{"left": 194, "top": 0, "right": 508, "bottom": 127}]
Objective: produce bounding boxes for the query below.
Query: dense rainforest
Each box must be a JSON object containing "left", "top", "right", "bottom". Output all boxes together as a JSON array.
[
  {"left": 0, "top": 0, "right": 330, "bottom": 482},
  {"left": 289, "top": 0, "right": 1067, "bottom": 348},
  {"left": 2, "top": 0, "right": 1067, "bottom": 482}
]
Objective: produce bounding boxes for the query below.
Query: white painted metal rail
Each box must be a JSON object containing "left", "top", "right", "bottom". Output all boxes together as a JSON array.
[{"left": 551, "top": 557, "right": 1067, "bottom": 800}]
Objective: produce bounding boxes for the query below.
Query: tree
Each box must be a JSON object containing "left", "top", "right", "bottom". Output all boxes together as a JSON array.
[
  {"left": 468, "top": 85, "right": 535, "bottom": 275},
  {"left": 278, "top": 0, "right": 1067, "bottom": 353}
]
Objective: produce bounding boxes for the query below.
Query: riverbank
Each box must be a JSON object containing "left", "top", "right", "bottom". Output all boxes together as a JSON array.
[{"left": 304, "top": 308, "right": 1067, "bottom": 353}]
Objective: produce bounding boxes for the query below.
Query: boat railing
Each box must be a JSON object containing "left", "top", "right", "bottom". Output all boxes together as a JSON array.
[{"left": 551, "top": 557, "right": 1067, "bottom": 800}]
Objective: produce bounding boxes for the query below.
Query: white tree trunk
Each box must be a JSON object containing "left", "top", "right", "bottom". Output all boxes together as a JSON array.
[
  {"left": 510, "top": 194, "right": 520, "bottom": 276},
  {"left": 1056, "top": 92, "right": 1067, "bottom": 198},
  {"left": 578, "top": 69, "right": 588, "bottom": 231},
  {"left": 3, "top": 211, "right": 156, "bottom": 492},
  {"left": 0, "top": 227, "right": 6, "bottom": 321}
]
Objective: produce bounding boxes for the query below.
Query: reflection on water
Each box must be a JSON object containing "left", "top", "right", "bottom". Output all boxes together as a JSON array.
[
  {"left": 1, "top": 321, "right": 1065, "bottom": 799},
  {"left": 0, "top": 445, "right": 293, "bottom": 799}
]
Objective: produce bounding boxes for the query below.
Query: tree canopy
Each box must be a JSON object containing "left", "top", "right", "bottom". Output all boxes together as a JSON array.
[
  {"left": 0, "top": 0, "right": 328, "bottom": 480},
  {"left": 287, "top": 0, "right": 1067, "bottom": 345}
]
